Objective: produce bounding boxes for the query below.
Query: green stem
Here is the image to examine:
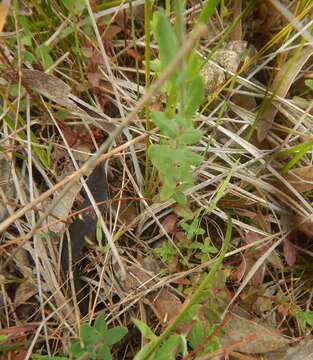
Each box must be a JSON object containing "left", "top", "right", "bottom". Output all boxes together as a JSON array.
[
  {"left": 144, "top": 0, "right": 152, "bottom": 195},
  {"left": 174, "top": 0, "right": 186, "bottom": 114},
  {"left": 165, "top": 0, "right": 171, "bottom": 16}
]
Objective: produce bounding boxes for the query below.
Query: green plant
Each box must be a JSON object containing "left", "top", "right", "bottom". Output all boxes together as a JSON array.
[
  {"left": 148, "top": 4, "right": 205, "bottom": 206},
  {"left": 34, "top": 315, "right": 127, "bottom": 360},
  {"left": 181, "top": 217, "right": 205, "bottom": 240},
  {"left": 133, "top": 216, "right": 232, "bottom": 360},
  {"left": 297, "top": 309, "right": 313, "bottom": 331}
]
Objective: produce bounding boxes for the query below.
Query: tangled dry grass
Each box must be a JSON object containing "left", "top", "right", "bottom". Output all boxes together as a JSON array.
[{"left": 1, "top": 1, "right": 313, "bottom": 359}]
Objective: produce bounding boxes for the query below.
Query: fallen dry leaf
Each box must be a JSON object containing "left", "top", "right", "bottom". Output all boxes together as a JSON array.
[
  {"left": 59, "top": 122, "right": 79, "bottom": 147},
  {"left": 160, "top": 214, "right": 177, "bottom": 235},
  {"left": 3, "top": 350, "right": 29, "bottom": 360},
  {"left": 267, "top": 339, "right": 313, "bottom": 360},
  {"left": 0, "top": 157, "right": 15, "bottom": 222},
  {"left": 235, "top": 256, "right": 247, "bottom": 283},
  {"left": 0, "top": 325, "right": 34, "bottom": 336},
  {"left": 285, "top": 165, "right": 313, "bottom": 193},
  {"left": 87, "top": 72, "right": 103, "bottom": 88},
  {"left": 119, "top": 265, "right": 155, "bottom": 292},
  {"left": 126, "top": 48, "right": 142, "bottom": 61},
  {"left": 21, "top": 69, "right": 86, "bottom": 114},
  {"left": 258, "top": 46, "right": 313, "bottom": 141},
  {"left": 14, "top": 281, "right": 37, "bottom": 305},
  {"left": 283, "top": 240, "right": 297, "bottom": 267},
  {"left": 149, "top": 288, "right": 182, "bottom": 325},
  {"left": 221, "top": 312, "right": 290, "bottom": 354}
]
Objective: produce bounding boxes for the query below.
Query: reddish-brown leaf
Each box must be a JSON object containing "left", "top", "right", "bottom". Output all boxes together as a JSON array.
[
  {"left": 150, "top": 288, "right": 182, "bottom": 326},
  {"left": 59, "top": 123, "right": 79, "bottom": 147},
  {"left": 102, "top": 24, "right": 122, "bottom": 43},
  {"left": 235, "top": 256, "right": 247, "bottom": 283},
  {"left": 126, "top": 48, "right": 142, "bottom": 61},
  {"left": 87, "top": 72, "right": 102, "bottom": 88},
  {"left": 283, "top": 240, "right": 297, "bottom": 267},
  {"left": 4, "top": 350, "right": 28, "bottom": 360},
  {"left": 0, "top": 325, "right": 34, "bottom": 336},
  {"left": 160, "top": 214, "right": 177, "bottom": 235}
]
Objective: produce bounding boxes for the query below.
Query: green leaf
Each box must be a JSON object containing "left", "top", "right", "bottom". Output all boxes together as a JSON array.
[
  {"left": 94, "top": 314, "right": 108, "bottom": 334},
  {"left": 23, "top": 50, "right": 36, "bottom": 64},
  {"left": 98, "top": 344, "right": 112, "bottom": 360},
  {"left": 149, "top": 145, "right": 172, "bottom": 170},
  {"left": 35, "top": 44, "right": 53, "bottom": 70},
  {"left": 305, "top": 79, "right": 313, "bottom": 90},
  {"left": 105, "top": 327, "right": 128, "bottom": 347},
  {"left": 197, "top": 0, "right": 221, "bottom": 24},
  {"left": 174, "top": 204, "right": 194, "bottom": 220},
  {"left": 186, "top": 51, "right": 203, "bottom": 80},
  {"left": 297, "top": 310, "right": 313, "bottom": 329},
  {"left": 69, "top": 340, "right": 84, "bottom": 357},
  {"left": 96, "top": 217, "right": 104, "bottom": 251},
  {"left": 202, "top": 334, "right": 220, "bottom": 354},
  {"left": 180, "top": 304, "right": 201, "bottom": 324},
  {"left": 183, "top": 76, "right": 204, "bottom": 118},
  {"left": 173, "top": 192, "right": 188, "bottom": 205},
  {"left": 182, "top": 217, "right": 205, "bottom": 240},
  {"left": 151, "top": 111, "right": 177, "bottom": 138},
  {"left": 188, "top": 320, "right": 204, "bottom": 349},
  {"left": 179, "top": 128, "right": 203, "bottom": 145},
  {"left": 173, "top": 148, "right": 202, "bottom": 166},
  {"left": 80, "top": 324, "right": 102, "bottom": 346},
  {"left": 61, "top": 25, "right": 75, "bottom": 38},
  {"left": 155, "top": 335, "right": 182, "bottom": 360},
  {"left": 155, "top": 241, "right": 177, "bottom": 262},
  {"left": 133, "top": 319, "right": 157, "bottom": 341},
  {"left": 160, "top": 184, "right": 175, "bottom": 201},
  {"left": 61, "top": 0, "right": 85, "bottom": 14},
  {"left": 9, "top": 84, "right": 21, "bottom": 97},
  {"left": 149, "top": 58, "right": 162, "bottom": 73},
  {"left": 152, "top": 10, "right": 178, "bottom": 69},
  {"left": 21, "top": 35, "right": 32, "bottom": 46},
  {"left": 133, "top": 341, "right": 158, "bottom": 360},
  {"left": 18, "top": 15, "right": 31, "bottom": 35}
]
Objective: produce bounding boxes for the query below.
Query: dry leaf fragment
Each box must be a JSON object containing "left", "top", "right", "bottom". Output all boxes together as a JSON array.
[
  {"left": 126, "top": 48, "right": 142, "bottom": 61},
  {"left": 285, "top": 165, "right": 313, "bottom": 193},
  {"left": 278, "top": 339, "right": 313, "bottom": 360},
  {"left": 14, "top": 281, "right": 37, "bottom": 305},
  {"left": 119, "top": 265, "right": 155, "bottom": 292},
  {"left": 267, "top": 339, "right": 313, "bottom": 360},
  {"left": 283, "top": 240, "right": 296, "bottom": 267},
  {"left": 0, "top": 157, "right": 14, "bottom": 222},
  {"left": 221, "top": 313, "right": 290, "bottom": 354},
  {"left": 258, "top": 46, "right": 313, "bottom": 141},
  {"left": 21, "top": 69, "right": 86, "bottom": 114},
  {"left": 160, "top": 214, "right": 177, "bottom": 235},
  {"left": 150, "top": 288, "right": 182, "bottom": 325},
  {"left": 22, "top": 69, "right": 71, "bottom": 102},
  {"left": 87, "top": 72, "right": 103, "bottom": 88}
]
